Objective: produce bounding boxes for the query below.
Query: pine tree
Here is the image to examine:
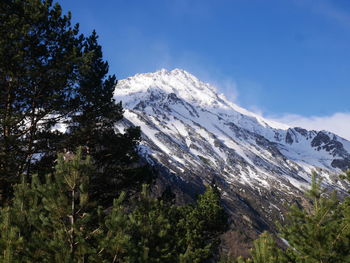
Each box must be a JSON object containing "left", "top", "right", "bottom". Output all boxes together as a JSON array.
[
  {"left": 233, "top": 171, "right": 350, "bottom": 263},
  {"left": 99, "top": 185, "right": 175, "bottom": 263},
  {"left": 178, "top": 184, "right": 228, "bottom": 263},
  {"left": 280, "top": 172, "right": 350, "bottom": 263},
  {"left": 38, "top": 149, "right": 97, "bottom": 262},
  {"left": 0, "top": 149, "right": 101, "bottom": 262},
  {"left": 0, "top": 172, "right": 49, "bottom": 262},
  {"left": 68, "top": 30, "right": 123, "bottom": 152},
  {"left": 0, "top": 0, "right": 152, "bottom": 205},
  {"left": 97, "top": 192, "right": 132, "bottom": 262},
  {"left": 0, "top": 206, "right": 24, "bottom": 262},
  {"left": 64, "top": 28, "right": 153, "bottom": 206},
  {"left": 235, "top": 232, "right": 291, "bottom": 263},
  {"left": 97, "top": 184, "right": 228, "bottom": 263},
  {"left": 0, "top": 0, "right": 82, "bottom": 201}
]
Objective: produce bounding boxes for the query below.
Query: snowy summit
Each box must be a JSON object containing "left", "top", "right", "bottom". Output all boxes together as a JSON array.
[
  {"left": 114, "top": 69, "right": 350, "bottom": 196},
  {"left": 114, "top": 68, "right": 350, "bottom": 236}
]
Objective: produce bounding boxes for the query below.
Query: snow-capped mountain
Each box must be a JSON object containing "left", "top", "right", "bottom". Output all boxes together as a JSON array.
[{"left": 114, "top": 68, "right": 350, "bottom": 237}]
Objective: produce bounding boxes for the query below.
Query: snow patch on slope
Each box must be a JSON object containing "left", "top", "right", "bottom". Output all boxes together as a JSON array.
[{"left": 114, "top": 69, "right": 350, "bottom": 192}]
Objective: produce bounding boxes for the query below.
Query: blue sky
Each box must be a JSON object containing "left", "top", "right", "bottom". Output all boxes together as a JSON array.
[{"left": 59, "top": 0, "right": 350, "bottom": 139}]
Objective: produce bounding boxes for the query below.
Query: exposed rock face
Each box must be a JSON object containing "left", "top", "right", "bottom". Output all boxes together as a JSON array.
[{"left": 114, "top": 69, "right": 350, "bottom": 249}]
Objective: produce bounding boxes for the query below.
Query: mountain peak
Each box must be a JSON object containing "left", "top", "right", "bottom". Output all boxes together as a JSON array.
[
  {"left": 116, "top": 68, "right": 221, "bottom": 109},
  {"left": 115, "top": 69, "right": 289, "bottom": 131},
  {"left": 114, "top": 68, "right": 350, "bottom": 193},
  {"left": 114, "top": 70, "right": 350, "bottom": 246},
  {"left": 155, "top": 68, "right": 198, "bottom": 78}
]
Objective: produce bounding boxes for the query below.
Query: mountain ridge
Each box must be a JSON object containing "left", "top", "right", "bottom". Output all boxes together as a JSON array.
[
  {"left": 115, "top": 69, "right": 350, "bottom": 184},
  {"left": 113, "top": 68, "right": 350, "bottom": 248}
]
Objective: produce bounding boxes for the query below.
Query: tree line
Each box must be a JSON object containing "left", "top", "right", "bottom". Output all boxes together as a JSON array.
[{"left": 0, "top": 149, "right": 227, "bottom": 262}]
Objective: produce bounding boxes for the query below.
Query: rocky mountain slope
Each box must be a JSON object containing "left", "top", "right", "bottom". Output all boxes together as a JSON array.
[{"left": 114, "top": 68, "right": 350, "bottom": 248}]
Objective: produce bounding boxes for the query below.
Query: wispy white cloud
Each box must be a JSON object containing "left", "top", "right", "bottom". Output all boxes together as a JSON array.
[
  {"left": 206, "top": 77, "right": 239, "bottom": 102},
  {"left": 167, "top": 53, "right": 241, "bottom": 103},
  {"left": 269, "top": 112, "right": 350, "bottom": 140}
]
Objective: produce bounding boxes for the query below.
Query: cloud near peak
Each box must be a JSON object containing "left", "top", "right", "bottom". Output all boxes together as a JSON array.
[{"left": 269, "top": 112, "right": 350, "bottom": 141}]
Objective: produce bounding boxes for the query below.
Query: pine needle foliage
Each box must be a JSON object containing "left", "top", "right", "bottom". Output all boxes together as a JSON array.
[
  {"left": 228, "top": 171, "right": 350, "bottom": 263},
  {"left": 0, "top": 0, "right": 82, "bottom": 201},
  {"left": 0, "top": 149, "right": 99, "bottom": 262},
  {"left": 0, "top": 152, "right": 228, "bottom": 262},
  {"left": 238, "top": 232, "right": 293, "bottom": 263},
  {"left": 280, "top": 172, "right": 350, "bottom": 263}
]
